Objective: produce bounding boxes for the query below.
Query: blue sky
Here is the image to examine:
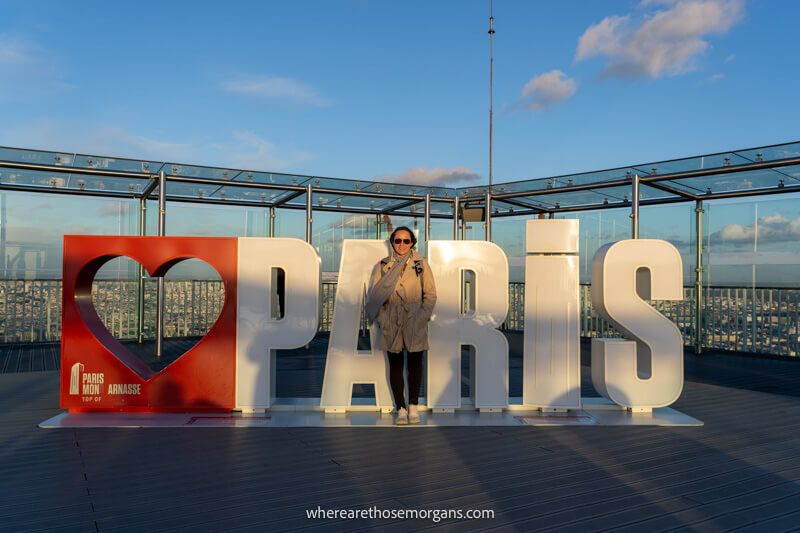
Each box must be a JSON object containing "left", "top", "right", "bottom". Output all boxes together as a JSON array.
[
  {"left": 2, "top": 0, "right": 800, "bottom": 284},
  {"left": 1, "top": 0, "right": 797, "bottom": 186}
]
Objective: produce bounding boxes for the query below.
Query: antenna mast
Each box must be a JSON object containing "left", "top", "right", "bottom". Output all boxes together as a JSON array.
[{"left": 488, "top": 0, "right": 495, "bottom": 192}]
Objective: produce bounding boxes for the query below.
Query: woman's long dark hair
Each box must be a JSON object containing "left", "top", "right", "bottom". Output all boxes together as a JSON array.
[{"left": 389, "top": 226, "right": 417, "bottom": 248}]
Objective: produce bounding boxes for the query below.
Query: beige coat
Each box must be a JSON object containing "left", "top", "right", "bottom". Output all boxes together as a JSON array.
[{"left": 369, "top": 249, "right": 437, "bottom": 352}]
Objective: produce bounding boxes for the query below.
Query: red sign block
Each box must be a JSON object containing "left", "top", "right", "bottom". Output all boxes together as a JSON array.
[{"left": 60, "top": 236, "right": 238, "bottom": 412}]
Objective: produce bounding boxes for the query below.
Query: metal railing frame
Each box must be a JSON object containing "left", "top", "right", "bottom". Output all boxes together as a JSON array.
[
  {"left": 2, "top": 280, "right": 799, "bottom": 358},
  {"left": 2, "top": 149, "right": 800, "bottom": 358}
]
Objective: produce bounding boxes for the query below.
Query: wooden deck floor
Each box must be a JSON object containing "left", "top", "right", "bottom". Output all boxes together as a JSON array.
[{"left": 2, "top": 336, "right": 800, "bottom": 531}]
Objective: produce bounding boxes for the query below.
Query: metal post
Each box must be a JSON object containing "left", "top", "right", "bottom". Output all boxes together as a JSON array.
[
  {"left": 375, "top": 214, "right": 381, "bottom": 239},
  {"left": 305, "top": 184, "right": 313, "bottom": 243},
  {"left": 158, "top": 170, "right": 166, "bottom": 232},
  {"left": 751, "top": 204, "right": 758, "bottom": 351},
  {"left": 488, "top": 2, "right": 495, "bottom": 194},
  {"left": 695, "top": 200, "right": 704, "bottom": 354},
  {"left": 453, "top": 196, "right": 459, "bottom": 240},
  {"left": 156, "top": 170, "right": 166, "bottom": 358},
  {"left": 485, "top": 191, "right": 492, "bottom": 241},
  {"left": 631, "top": 173, "right": 640, "bottom": 239},
  {"left": 136, "top": 197, "right": 146, "bottom": 343},
  {"left": 269, "top": 206, "right": 276, "bottom": 237},
  {"left": 0, "top": 193, "right": 6, "bottom": 278},
  {"left": 423, "top": 193, "right": 431, "bottom": 243}
]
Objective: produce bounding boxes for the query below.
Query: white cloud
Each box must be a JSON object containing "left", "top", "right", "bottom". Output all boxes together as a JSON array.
[
  {"left": 0, "top": 36, "right": 33, "bottom": 65},
  {"left": 519, "top": 70, "right": 577, "bottom": 111},
  {"left": 576, "top": 16, "right": 629, "bottom": 64},
  {"left": 575, "top": 0, "right": 744, "bottom": 79},
  {"left": 0, "top": 35, "right": 72, "bottom": 99},
  {"left": 706, "top": 73, "right": 725, "bottom": 83},
  {"left": 718, "top": 223, "right": 750, "bottom": 241},
  {"left": 715, "top": 213, "right": 800, "bottom": 243},
  {"left": 0, "top": 121, "right": 312, "bottom": 172},
  {"left": 761, "top": 213, "right": 788, "bottom": 225},
  {"left": 221, "top": 75, "right": 331, "bottom": 106},
  {"left": 91, "top": 125, "right": 190, "bottom": 162},
  {"left": 211, "top": 130, "right": 312, "bottom": 170},
  {"left": 376, "top": 166, "right": 483, "bottom": 187},
  {"left": 2, "top": 120, "right": 189, "bottom": 161}
]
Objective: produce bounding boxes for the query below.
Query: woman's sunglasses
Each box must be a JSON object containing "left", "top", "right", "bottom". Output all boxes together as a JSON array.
[{"left": 393, "top": 238, "right": 412, "bottom": 245}]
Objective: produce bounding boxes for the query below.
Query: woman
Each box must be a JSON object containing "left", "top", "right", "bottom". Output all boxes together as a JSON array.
[{"left": 366, "top": 226, "right": 437, "bottom": 425}]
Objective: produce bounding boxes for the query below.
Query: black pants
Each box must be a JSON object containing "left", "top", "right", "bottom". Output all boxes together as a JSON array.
[{"left": 387, "top": 350, "right": 423, "bottom": 409}]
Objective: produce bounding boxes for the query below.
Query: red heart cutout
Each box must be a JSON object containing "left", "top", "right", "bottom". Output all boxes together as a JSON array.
[
  {"left": 61, "top": 236, "right": 238, "bottom": 412},
  {"left": 87, "top": 257, "right": 225, "bottom": 377}
]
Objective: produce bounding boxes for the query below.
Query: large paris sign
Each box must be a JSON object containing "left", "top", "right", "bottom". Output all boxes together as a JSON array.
[{"left": 60, "top": 220, "right": 684, "bottom": 414}]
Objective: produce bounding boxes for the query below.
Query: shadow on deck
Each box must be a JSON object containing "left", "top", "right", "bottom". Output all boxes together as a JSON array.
[
  {"left": 4, "top": 332, "right": 800, "bottom": 399},
  {"left": 1, "top": 333, "right": 800, "bottom": 531}
]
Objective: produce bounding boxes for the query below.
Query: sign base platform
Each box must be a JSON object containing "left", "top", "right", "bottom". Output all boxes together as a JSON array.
[{"left": 39, "top": 397, "right": 702, "bottom": 428}]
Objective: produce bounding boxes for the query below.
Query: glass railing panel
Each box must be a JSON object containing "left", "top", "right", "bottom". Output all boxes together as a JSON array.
[{"left": 3, "top": 280, "right": 797, "bottom": 357}]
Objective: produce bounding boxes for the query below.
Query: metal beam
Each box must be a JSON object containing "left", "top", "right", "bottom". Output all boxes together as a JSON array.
[
  {"left": 458, "top": 156, "right": 800, "bottom": 205},
  {"left": 12, "top": 177, "right": 790, "bottom": 220},
  {"left": 164, "top": 175, "right": 454, "bottom": 205},
  {"left": 137, "top": 197, "right": 146, "bottom": 343},
  {"left": 640, "top": 156, "right": 800, "bottom": 185},
  {"left": 305, "top": 184, "right": 313, "bottom": 243},
  {"left": 379, "top": 198, "right": 422, "bottom": 214},
  {"left": 206, "top": 170, "right": 244, "bottom": 200},
  {"left": 0, "top": 183, "right": 136, "bottom": 199},
  {"left": 140, "top": 175, "right": 161, "bottom": 199},
  {"left": 631, "top": 174, "right": 640, "bottom": 239},
  {"left": 643, "top": 181, "right": 697, "bottom": 200},
  {"left": 0, "top": 159, "right": 150, "bottom": 178},
  {"left": 0, "top": 193, "right": 5, "bottom": 278},
  {"left": 477, "top": 182, "right": 800, "bottom": 216},
  {"left": 696, "top": 183, "right": 800, "bottom": 201},
  {"left": 464, "top": 178, "right": 630, "bottom": 203},
  {"left": 2, "top": 153, "right": 799, "bottom": 206},
  {"left": 159, "top": 195, "right": 452, "bottom": 217},
  {"left": 158, "top": 170, "right": 166, "bottom": 235},
  {"left": 485, "top": 191, "right": 492, "bottom": 241},
  {"left": 315, "top": 186, "right": 452, "bottom": 203},
  {"left": 542, "top": 195, "right": 680, "bottom": 214},
  {"left": 269, "top": 206, "right": 276, "bottom": 237},
  {"left": 156, "top": 170, "right": 166, "bottom": 359},
  {"left": 695, "top": 200, "right": 704, "bottom": 355},
  {"left": 487, "top": 209, "right": 541, "bottom": 219},
  {"left": 3, "top": 153, "right": 798, "bottom": 221},
  {"left": 273, "top": 189, "right": 306, "bottom": 207},
  {"left": 493, "top": 196, "right": 551, "bottom": 213},
  {"left": 453, "top": 196, "right": 459, "bottom": 240},
  {"left": 424, "top": 194, "right": 431, "bottom": 243},
  {"left": 167, "top": 174, "right": 305, "bottom": 193}
]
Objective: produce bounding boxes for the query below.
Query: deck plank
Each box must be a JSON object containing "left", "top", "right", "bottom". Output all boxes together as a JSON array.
[{"left": 1, "top": 337, "right": 799, "bottom": 531}]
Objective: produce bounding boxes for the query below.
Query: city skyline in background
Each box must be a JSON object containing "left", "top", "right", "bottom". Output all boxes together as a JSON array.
[
  {"left": 1, "top": 0, "right": 798, "bottom": 285},
  {"left": 2, "top": 186, "right": 799, "bottom": 286}
]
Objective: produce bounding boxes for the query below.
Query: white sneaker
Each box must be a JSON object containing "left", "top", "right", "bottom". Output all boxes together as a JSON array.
[
  {"left": 396, "top": 407, "right": 409, "bottom": 425},
  {"left": 408, "top": 404, "right": 420, "bottom": 424}
]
